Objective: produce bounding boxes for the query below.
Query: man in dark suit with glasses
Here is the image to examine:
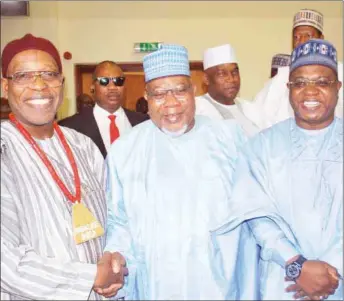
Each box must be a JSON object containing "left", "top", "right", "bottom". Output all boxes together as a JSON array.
[{"left": 59, "top": 60, "right": 149, "bottom": 158}]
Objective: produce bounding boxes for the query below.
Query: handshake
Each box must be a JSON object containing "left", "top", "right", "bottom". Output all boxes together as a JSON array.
[{"left": 93, "top": 251, "right": 128, "bottom": 298}]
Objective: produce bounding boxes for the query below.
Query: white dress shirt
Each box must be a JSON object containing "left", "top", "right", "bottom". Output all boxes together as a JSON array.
[{"left": 93, "top": 104, "right": 132, "bottom": 152}]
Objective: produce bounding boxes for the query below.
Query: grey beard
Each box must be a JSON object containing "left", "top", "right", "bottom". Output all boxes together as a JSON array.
[{"left": 161, "top": 124, "right": 188, "bottom": 138}]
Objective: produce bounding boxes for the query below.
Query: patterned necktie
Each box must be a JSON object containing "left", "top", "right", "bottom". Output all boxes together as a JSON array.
[{"left": 108, "top": 115, "right": 120, "bottom": 144}]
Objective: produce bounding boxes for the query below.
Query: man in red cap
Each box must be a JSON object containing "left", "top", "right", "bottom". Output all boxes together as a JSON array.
[{"left": 1, "top": 34, "right": 126, "bottom": 300}]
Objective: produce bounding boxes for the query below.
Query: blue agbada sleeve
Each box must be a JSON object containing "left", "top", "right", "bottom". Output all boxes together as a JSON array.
[
  {"left": 215, "top": 134, "right": 300, "bottom": 267},
  {"left": 209, "top": 121, "right": 261, "bottom": 300},
  {"left": 103, "top": 152, "right": 141, "bottom": 300},
  {"left": 239, "top": 137, "right": 301, "bottom": 266}
]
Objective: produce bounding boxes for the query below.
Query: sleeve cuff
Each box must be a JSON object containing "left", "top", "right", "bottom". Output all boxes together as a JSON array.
[
  {"left": 272, "top": 237, "right": 300, "bottom": 267},
  {"left": 66, "top": 262, "right": 97, "bottom": 300}
]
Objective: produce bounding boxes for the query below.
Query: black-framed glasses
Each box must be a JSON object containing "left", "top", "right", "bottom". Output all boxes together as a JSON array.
[
  {"left": 6, "top": 71, "right": 64, "bottom": 88},
  {"left": 94, "top": 76, "right": 126, "bottom": 87}
]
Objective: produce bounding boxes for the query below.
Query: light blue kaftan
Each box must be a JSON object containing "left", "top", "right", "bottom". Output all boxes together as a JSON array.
[
  {"left": 212, "top": 117, "right": 343, "bottom": 300},
  {"left": 104, "top": 116, "right": 260, "bottom": 300}
]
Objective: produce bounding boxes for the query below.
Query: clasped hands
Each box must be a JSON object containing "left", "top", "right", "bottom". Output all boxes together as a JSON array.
[
  {"left": 286, "top": 260, "right": 340, "bottom": 300},
  {"left": 93, "top": 251, "right": 128, "bottom": 298},
  {"left": 91, "top": 253, "right": 340, "bottom": 300}
]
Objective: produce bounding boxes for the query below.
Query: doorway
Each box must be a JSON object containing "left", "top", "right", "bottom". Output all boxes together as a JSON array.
[{"left": 75, "top": 62, "right": 207, "bottom": 112}]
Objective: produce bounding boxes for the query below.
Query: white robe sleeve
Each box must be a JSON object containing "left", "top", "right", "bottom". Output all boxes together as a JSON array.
[{"left": 250, "top": 67, "right": 290, "bottom": 129}]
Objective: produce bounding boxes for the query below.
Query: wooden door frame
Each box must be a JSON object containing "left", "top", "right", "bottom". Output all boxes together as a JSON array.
[{"left": 74, "top": 61, "right": 204, "bottom": 99}]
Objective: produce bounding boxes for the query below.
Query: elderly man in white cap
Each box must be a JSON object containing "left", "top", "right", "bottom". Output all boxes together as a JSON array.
[
  {"left": 247, "top": 8, "right": 343, "bottom": 130},
  {"left": 195, "top": 43, "right": 259, "bottom": 136},
  {"left": 96, "top": 44, "right": 260, "bottom": 300},
  {"left": 270, "top": 53, "right": 291, "bottom": 78},
  {"left": 211, "top": 38, "right": 342, "bottom": 300}
]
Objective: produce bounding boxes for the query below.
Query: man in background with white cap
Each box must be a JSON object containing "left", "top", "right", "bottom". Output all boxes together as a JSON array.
[
  {"left": 195, "top": 43, "right": 259, "bottom": 136},
  {"left": 209, "top": 39, "right": 342, "bottom": 300},
  {"left": 270, "top": 53, "right": 291, "bottom": 78},
  {"left": 97, "top": 44, "right": 260, "bottom": 300},
  {"left": 247, "top": 8, "right": 343, "bottom": 130}
]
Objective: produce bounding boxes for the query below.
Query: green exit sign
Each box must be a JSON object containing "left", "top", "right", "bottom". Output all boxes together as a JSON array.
[{"left": 134, "top": 42, "right": 163, "bottom": 53}]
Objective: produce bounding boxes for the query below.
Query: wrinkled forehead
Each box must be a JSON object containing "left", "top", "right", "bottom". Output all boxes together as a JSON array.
[
  {"left": 6, "top": 49, "right": 59, "bottom": 75},
  {"left": 146, "top": 75, "right": 191, "bottom": 90}
]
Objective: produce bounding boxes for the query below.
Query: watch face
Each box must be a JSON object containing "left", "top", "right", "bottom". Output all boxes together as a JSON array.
[{"left": 287, "top": 264, "right": 300, "bottom": 279}]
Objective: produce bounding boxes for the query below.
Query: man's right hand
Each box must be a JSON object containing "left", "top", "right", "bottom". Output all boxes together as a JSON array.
[
  {"left": 93, "top": 251, "right": 128, "bottom": 298},
  {"left": 296, "top": 260, "right": 339, "bottom": 298}
]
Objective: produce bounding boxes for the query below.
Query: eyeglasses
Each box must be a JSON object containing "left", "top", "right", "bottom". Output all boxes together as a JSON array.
[
  {"left": 94, "top": 76, "right": 126, "bottom": 87},
  {"left": 6, "top": 71, "right": 64, "bottom": 88},
  {"left": 287, "top": 79, "right": 338, "bottom": 89},
  {"left": 146, "top": 85, "right": 192, "bottom": 104}
]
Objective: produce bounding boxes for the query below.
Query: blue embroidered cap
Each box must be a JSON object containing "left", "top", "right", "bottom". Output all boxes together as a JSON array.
[
  {"left": 143, "top": 44, "right": 190, "bottom": 82},
  {"left": 290, "top": 39, "right": 337, "bottom": 73}
]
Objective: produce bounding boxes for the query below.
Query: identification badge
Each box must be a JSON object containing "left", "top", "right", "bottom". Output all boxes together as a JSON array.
[{"left": 72, "top": 202, "right": 104, "bottom": 244}]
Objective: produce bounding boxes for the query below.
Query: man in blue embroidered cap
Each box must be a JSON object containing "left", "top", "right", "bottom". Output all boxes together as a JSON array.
[
  {"left": 211, "top": 39, "right": 342, "bottom": 300},
  {"left": 248, "top": 8, "right": 343, "bottom": 130},
  {"left": 97, "top": 44, "right": 260, "bottom": 300}
]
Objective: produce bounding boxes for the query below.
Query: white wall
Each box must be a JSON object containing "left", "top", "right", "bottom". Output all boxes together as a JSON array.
[{"left": 1, "top": 1, "right": 342, "bottom": 119}]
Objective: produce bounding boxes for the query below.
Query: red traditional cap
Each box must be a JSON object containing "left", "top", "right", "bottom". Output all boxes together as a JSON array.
[{"left": 1, "top": 33, "right": 62, "bottom": 77}]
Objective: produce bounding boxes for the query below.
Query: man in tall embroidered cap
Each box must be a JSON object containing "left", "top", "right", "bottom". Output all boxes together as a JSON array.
[
  {"left": 247, "top": 8, "right": 343, "bottom": 130},
  {"left": 97, "top": 43, "right": 260, "bottom": 300},
  {"left": 210, "top": 39, "right": 342, "bottom": 300},
  {"left": 1, "top": 33, "right": 128, "bottom": 300},
  {"left": 270, "top": 53, "right": 291, "bottom": 78},
  {"left": 195, "top": 43, "right": 259, "bottom": 136}
]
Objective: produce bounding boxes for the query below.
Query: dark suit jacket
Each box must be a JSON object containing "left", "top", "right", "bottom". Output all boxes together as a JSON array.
[{"left": 58, "top": 107, "right": 149, "bottom": 158}]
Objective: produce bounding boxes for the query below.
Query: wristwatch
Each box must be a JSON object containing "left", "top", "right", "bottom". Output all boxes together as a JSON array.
[{"left": 285, "top": 255, "right": 308, "bottom": 281}]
